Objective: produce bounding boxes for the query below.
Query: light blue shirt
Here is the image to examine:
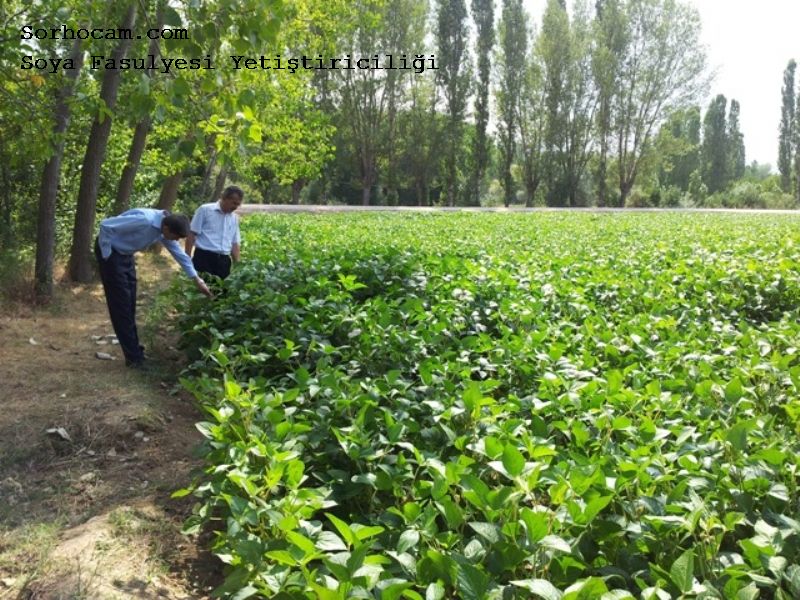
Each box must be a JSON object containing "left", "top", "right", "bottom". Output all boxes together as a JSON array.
[
  {"left": 190, "top": 202, "right": 241, "bottom": 254},
  {"left": 98, "top": 208, "right": 198, "bottom": 279}
]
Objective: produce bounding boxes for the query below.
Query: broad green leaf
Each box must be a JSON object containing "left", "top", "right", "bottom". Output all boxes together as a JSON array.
[
  {"left": 727, "top": 420, "right": 754, "bottom": 453},
  {"left": 286, "top": 531, "right": 316, "bottom": 556},
  {"left": 468, "top": 522, "right": 500, "bottom": 544},
  {"left": 539, "top": 535, "right": 571, "bottom": 554},
  {"left": 425, "top": 582, "right": 445, "bottom": 600},
  {"left": 725, "top": 378, "right": 744, "bottom": 402},
  {"left": 397, "top": 530, "right": 420, "bottom": 553},
  {"left": 326, "top": 513, "right": 356, "bottom": 546},
  {"left": 510, "top": 579, "right": 563, "bottom": 600},
  {"left": 502, "top": 443, "right": 526, "bottom": 477},
  {"left": 670, "top": 549, "right": 695, "bottom": 593},
  {"left": 455, "top": 561, "right": 489, "bottom": 600}
]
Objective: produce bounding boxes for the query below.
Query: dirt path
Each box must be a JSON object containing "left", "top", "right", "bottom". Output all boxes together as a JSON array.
[{"left": 0, "top": 255, "right": 220, "bottom": 599}]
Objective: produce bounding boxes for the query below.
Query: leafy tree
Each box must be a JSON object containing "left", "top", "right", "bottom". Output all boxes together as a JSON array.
[
  {"left": 794, "top": 77, "right": 800, "bottom": 203},
  {"left": 35, "top": 37, "right": 85, "bottom": 300},
  {"left": 743, "top": 160, "right": 773, "bottom": 182},
  {"left": 727, "top": 99, "right": 745, "bottom": 181},
  {"left": 778, "top": 59, "right": 796, "bottom": 192},
  {"left": 654, "top": 106, "right": 701, "bottom": 192},
  {"left": 113, "top": 0, "right": 166, "bottom": 214},
  {"left": 612, "top": 0, "right": 706, "bottom": 206},
  {"left": 519, "top": 20, "right": 547, "bottom": 207},
  {"left": 591, "top": 0, "right": 627, "bottom": 206},
  {"left": 701, "top": 94, "right": 729, "bottom": 194},
  {"left": 518, "top": 23, "right": 547, "bottom": 207},
  {"left": 496, "top": 0, "right": 527, "bottom": 207},
  {"left": 334, "top": 0, "right": 419, "bottom": 205},
  {"left": 398, "top": 76, "right": 443, "bottom": 206},
  {"left": 468, "top": 0, "right": 494, "bottom": 206},
  {"left": 794, "top": 86, "right": 800, "bottom": 205},
  {"left": 436, "top": 0, "right": 471, "bottom": 206},
  {"left": 540, "top": 0, "right": 596, "bottom": 206},
  {"left": 68, "top": 1, "right": 138, "bottom": 282}
]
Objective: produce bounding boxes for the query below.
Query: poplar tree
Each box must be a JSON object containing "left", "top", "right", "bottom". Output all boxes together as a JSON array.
[
  {"left": 436, "top": 0, "right": 471, "bottom": 206},
  {"left": 727, "top": 99, "right": 745, "bottom": 181},
  {"left": 518, "top": 23, "right": 547, "bottom": 206},
  {"left": 540, "top": 0, "right": 596, "bottom": 206},
  {"left": 35, "top": 37, "right": 85, "bottom": 301},
  {"left": 591, "top": 0, "right": 627, "bottom": 206},
  {"left": 794, "top": 80, "right": 800, "bottom": 202},
  {"left": 468, "top": 0, "right": 494, "bottom": 206},
  {"left": 701, "top": 94, "right": 729, "bottom": 194},
  {"left": 68, "top": 2, "right": 138, "bottom": 282},
  {"left": 497, "top": 0, "right": 527, "bottom": 207},
  {"left": 778, "top": 59, "right": 796, "bottom": 192}
]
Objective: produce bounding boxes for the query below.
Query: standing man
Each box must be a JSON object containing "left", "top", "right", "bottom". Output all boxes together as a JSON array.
[
  {"left": 94, "top": 209, "right": 212, "bottom": 368},
  {"left": 185, "top": 186, "right": 243, "bottom": 279}
]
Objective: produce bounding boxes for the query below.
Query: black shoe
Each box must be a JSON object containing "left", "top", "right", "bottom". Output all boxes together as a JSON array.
[{"left": 126, "top": 358, "right": 149, "bottom": 369}]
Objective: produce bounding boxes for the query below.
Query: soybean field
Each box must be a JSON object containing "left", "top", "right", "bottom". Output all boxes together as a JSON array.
[{"left": 174, "top": 212, "right": 800, "bottom": 599}]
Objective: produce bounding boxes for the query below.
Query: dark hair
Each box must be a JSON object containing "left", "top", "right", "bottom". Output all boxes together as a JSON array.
[
  {"left": 162, "top": 214, "right": 190, "bottom": 237},
  {"left": 222, "top": 185, "right": 244, "bottom": 200}
]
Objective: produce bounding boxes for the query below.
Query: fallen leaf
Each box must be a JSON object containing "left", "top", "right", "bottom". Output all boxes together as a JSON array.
[{"left": 46, "top": 427, "right": 72, "bottom": 442}]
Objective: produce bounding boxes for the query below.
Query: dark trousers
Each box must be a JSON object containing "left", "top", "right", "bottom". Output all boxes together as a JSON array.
[
  {"left": 94, "top": 240, "right": 144, "bottom": 364},
  {"left": 192, "top": 247, "right": 232, "bottom": 279}
]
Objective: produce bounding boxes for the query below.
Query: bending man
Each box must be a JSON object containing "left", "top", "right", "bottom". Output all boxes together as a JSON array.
[
  {"left": 185, "top": 185, "right": 243, "bottom": 279},
  {"left": 94, "top": 209, "right": 212, "bottom": 368}
]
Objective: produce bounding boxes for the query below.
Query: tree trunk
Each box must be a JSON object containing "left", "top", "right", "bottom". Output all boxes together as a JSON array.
[
  {"left": 198, "top": 148, "right": 217, "bottom": 202},
  {"left": 361, "top": 157, "right": 375, "bottom": 206},
  {"left": 291, "top": 179, "right": 305, "bottom": 204},
  {"left": 67, "top": 3, "right": 137, "bottom": 283},
  {"left": 35, "top": 38, "right": 85, "bottom": 301},
  {"left": 0, "top": 165, "right": 12, "bottom": 249},
  {"left": 114, "top": 118, "right": 150, "bottom": 215},
  {"left": 446, "top": 158, "right": 456, "bottom": 207},
  {"left": 503, "top": 168, "right": 514, "bottom": 208},
  {"left": 597, "top": 147, "right": 608, "bottom": 208},
  {"left": 524, "top": 169, "right": 539, "bottom": 208},
  {"left": 414, "top": 180, "right": 423, "bottom": 206},
  {"left": 619, "top": 179, "right": 633, "bottom": 206},
  {"left": 209, "top": 167, "right": 227, "bottom": 203},
  {"left": 148, "top": 171, "right": 183, "bottom": 255},
  {"left": 113, "top": 2, "right": 163, "bottom": 216},
  {"left": 156, "top": 172, "right": 183, "bottom": 211}
]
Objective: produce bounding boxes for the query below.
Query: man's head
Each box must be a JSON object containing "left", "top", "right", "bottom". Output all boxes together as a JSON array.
[
  {"left": 161, "top": 214, "right": 191, "bottom": 241},
  {"left": 219, "top": 186, "right": 244, "bottom": 214}
]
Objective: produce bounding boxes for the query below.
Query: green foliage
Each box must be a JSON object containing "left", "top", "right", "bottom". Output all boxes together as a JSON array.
[
  {"left": 654, "top": 107, "right": 702, "bottom": 193},
  {"left": 174, "top": 212, "right": 800, "bottom": 598},
  {"left": 702, "top": 94, "right": 729, "bottom": 194},
  {"left": 436, "top": 0, "right": 471, "bottom": 206},
  {"left": 778, "top": 60, "right": 796, "bottom": 193}
]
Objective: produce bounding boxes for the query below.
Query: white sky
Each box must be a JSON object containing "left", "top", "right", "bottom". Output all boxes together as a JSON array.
[{"left": 522, "top": 0, "right": 800, "bottom": 169}]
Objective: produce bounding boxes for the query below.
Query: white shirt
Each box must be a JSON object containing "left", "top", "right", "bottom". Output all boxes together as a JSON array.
[{"left": 190, "top": 201, "right": 241, "bottom": 254}]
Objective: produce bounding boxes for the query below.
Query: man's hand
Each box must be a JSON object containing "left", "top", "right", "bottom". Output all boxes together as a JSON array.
[
  {"left": 195, "top": 277, "right": 213, "bottom": 298},
  {"left": 185, "top": 232, "right": 196, "bottom": 256}
]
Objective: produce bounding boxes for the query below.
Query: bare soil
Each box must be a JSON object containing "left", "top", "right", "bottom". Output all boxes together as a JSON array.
[{"left": 0, "top": 255, "right": 222, "bottom": 599}]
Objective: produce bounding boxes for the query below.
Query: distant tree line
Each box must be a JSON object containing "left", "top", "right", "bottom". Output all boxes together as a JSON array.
[{"left": 0, "top": 0, "right": 798, "bottom": 302}]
